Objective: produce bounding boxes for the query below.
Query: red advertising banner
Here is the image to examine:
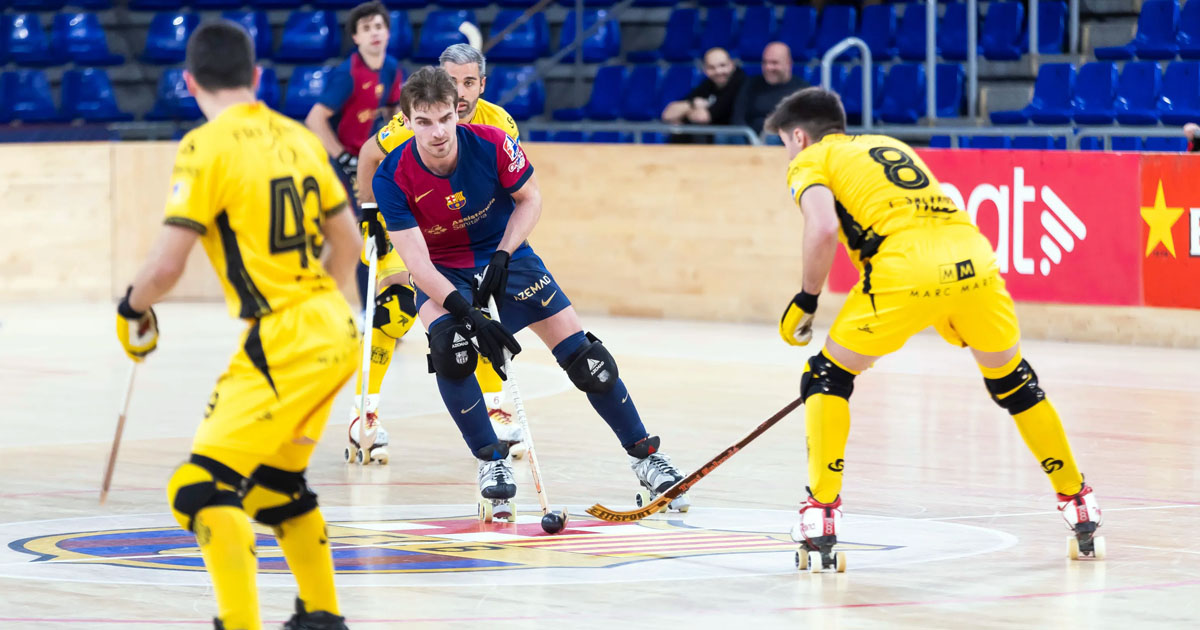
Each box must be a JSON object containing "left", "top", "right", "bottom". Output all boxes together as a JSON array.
[
  {"left": 829, "top": 150, "right": 1144, "bottom": 306},
  {"left": 1139, "top": 154, "right": 1200, "bottom": 309}
]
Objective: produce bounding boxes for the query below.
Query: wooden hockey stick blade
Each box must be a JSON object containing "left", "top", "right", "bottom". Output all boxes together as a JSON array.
[
  {"left": 100, "top": 363, "right": 138, "bottom": 504},
  {"left": 586, "top": 396, "right": 804, "bottom": 522}
]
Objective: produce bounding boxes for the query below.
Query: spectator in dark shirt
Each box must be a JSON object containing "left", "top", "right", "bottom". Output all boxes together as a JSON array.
[
  {"left": 661, "top": 47, "right": 746, "bottom": 127},
  {"left": 732, "top": 41, "right": 808, "bottom": 136},
  {"left": 1185, "top": 123, "right": 1200, "bottom": 151}
]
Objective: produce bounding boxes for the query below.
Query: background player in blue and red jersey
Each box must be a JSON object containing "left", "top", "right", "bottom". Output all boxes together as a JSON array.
[
  {"left": 370, "top": 67, "right": 692, "bottom": 510},
  {"left": 305, "top": 1, "right": 403, "bottom": 198}
]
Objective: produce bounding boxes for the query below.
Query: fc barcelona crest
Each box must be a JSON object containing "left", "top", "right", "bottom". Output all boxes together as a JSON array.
[{"left": 446, "top": 191, "right": 466, "bottom": 211}]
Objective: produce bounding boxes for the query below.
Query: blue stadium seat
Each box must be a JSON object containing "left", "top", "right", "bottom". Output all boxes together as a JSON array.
[
  {"left": 860, "top": 4, "right": 897, "bottom": 61},
  {"left": 937, "top": 63, "right": 965, "bottom": 117},
  {"left": 629, "top": 8, "right": 697, "bottom": 63},
  {"left": 1179, "top": 0, "right": 1200, "bottom": 59},
  {"left": 222, "top": 11, "right": 272, "bottom": 61},
  {"left": 6, "top": 14, "right": 62, "bottom": 66},
  {"left": 631, "top": 0, "right": 675, "bottom": 6},
  {"left": 193, "top": 0, "right": 244, "bottom": 8},
  {"left": 1112, "top": 137, "right": 1144, "bottom": 151},
  {"left": 588, "top": 131, "right": 635, "bottom": 143},
  {"left": 488, "top": 11, "right": 549, "bottom": 63},
  {"left": 387, "top": 11, "right": 413, "bottom": 60},
  {"left": 282, "top": 65, "right": 331, "bottom": 120},
  {"left": 929, "top": 135, "right": 953, "bottom": 148},
  {"left": 840, "top": 64, "right": 885, "bottom": 124},
  {"left": 736, "top": 6, "right": 776, "bottom": 61},
  {"left": 897, "top": 3, "right": 933, "bottom": 61},
  {"left": 775, "top": 6, "right": 816, "bottom": 61},
  {"left": 880, "top": 63, "right": 926, "bottom": 123},
  {"left": 1145, "top": 136, "right": 1189, "bottom": 151},
  {"left": 807, "top": 64, "right": 846, "bottom": 91},
  {"left": 74, "top": 0, "right": 115, "bottom": 8},
  {"left": 657, "top": 64, "right": 703, "bottom": 112},
  {"left": 982, "top": 1, "right": 1024, "bottom": 60},
  {"left": 940, "top": 3, "right": 969, "bottom": 61},
  {"left": 559, "top": 10, "right": 620, "bottom": 63},
  {"left": 417, "top": 10, "right": 475, "bottom": 62},
  {"left": 527, "top": 129, "right": 550, "bottom": 142},
  {"left": 1115, "top": 61, "right": 1162, "bottom": 125},
  {"left": 255, "top": 0, "right": 305, "bottom": 8},
  {"left": 129, "top": 0, "right": 184, "bottom": 10},
  {"left": 257, "top": 66, "right": 280, "bottom": 110},
  {"left": 550, "top": 131, "right": 585, "bottom": 142},
  {"left": 1079, "top": 136, "right": 1104, "bottom": 151},
  {"left": 1158, "top": 61, "right": 1200, "bottom": 124},
  {"left": 1028, "top": 0, "right": 1068, "bottom": 55},
  {"left": 619, "top": 65, "right": 661, "bottom": 121},
  {"left": 0, "top": 70, "right": 62, "bottom": 123},
  {"left": 315, "top": 0, "right": 369, "bottom": 8},
  {"left": 552, "top": 65, "right": 623, "bottom": 121},
  {"left": 143, "top": 12, "right": 199, "bottom": 64},
  {"left": 556, "top": 0, "right": 617, "bottom": 6},
  {"left": 11, "top": 0, "right": 66, "bottom": 9},
  {"left": 1095, "top": 0, "right": 1179, "bottom": 60},
  {"left": 699, "top": 7, "right": 738, "bottom": 56},
  {"left": 990, "top": 62, "right": 1075, "bottom": 124},
  {"left": 146, "top": 68, "right": 202, "bottom": 121},
  {"left": 1012, "top": 136, "right": 1067, "bottom": 150},
  {"left": 276, "top": 11, "right": 339, "bottom": 63},
  {"left": 966, "top": 136, "right": 1011, "bottom": 149},
  {"left": 1072, "top": 62, "right": 1118, "bottom": 124},
  {"left": 61, "top": 68, "right": 130, "bottom": 122},
  {"left": 814, "top": 6, "right": 857, "bottom": 60},
  {"left": 53, "top": 14, "right": 123, "bottom": 66},
  {"left": 384, "top": 0, "right": 428, "bottom": 7},
  {"left": 488, "top": 65, "right": 545, "bottom": 121}
]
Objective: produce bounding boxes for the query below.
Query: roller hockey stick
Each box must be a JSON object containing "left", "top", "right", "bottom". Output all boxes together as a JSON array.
[
  {"left": 487, "top": 295, "right": 569, "bottom": 534},
  {"left": 586, "top": 396, "right": 804, "bottom": 522},
  {"left": 354, "top": 235, "right": 380, "bottom": 454},
  {"left": 99, "top": 362, "right": 138, "bottom": 504}
]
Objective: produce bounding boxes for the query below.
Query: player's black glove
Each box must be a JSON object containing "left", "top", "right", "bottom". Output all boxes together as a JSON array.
[
  {"left": 336, "top": 151, "right": 358, "bottom": 179},
  {"left": 474, "top": 250, "right": 511, "bottom": 308},
  {"left": 360, "top": 202, "right": 388, "bottom": 260},
  {"left": 444, "top": 291, "right": 520, "bottom": 380}
]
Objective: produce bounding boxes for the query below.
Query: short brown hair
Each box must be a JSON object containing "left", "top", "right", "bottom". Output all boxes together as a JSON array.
[
  {"left": 400, "top": 66, "right": 457, "bottom": 118},
  {"left": 347, "top": 1, "right": 390, "bottom": 38},
  {"left": 764, "top": 87, "right": 847, "bottom": 139},
  {"left": 186, "top": 20, "right": 255, "bottom": 91}
]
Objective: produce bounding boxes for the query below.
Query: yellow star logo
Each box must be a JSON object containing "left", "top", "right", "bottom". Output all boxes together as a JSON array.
[{"left": 1141, "top": 180, "right": 1184, "bottom": 257}]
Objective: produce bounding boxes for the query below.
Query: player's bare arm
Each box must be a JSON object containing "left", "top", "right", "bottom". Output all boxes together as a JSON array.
[
  {"left": 798, "top": 185, "right": 840, "bottom": 296},
  {"left": 320, "top": 203, "right": 365, "bottom": 307},
  {"left": 497, "top": 172, "right": 542, "bottom": 255},
  {"left": 356, "top": 137, "right": 386, "bottom": 204},
  {"left": 305, "top": 103, "right": 346, "bottom": 159},
  {"left": 127, "top": 225, "right": 200, "bottom": 312}
]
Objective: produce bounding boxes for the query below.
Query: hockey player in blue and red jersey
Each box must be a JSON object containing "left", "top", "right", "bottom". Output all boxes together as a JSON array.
[{"left": 369, "top": 66, "right": 691, "bottom": 514}]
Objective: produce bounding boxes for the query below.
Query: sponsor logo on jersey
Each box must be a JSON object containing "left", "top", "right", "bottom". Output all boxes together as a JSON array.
[
  {"left": 446, "top": 191, "right": 467, "bottom": 211},
  {"left": 424, "top": 225, "right": 448, "bottom": 236}
]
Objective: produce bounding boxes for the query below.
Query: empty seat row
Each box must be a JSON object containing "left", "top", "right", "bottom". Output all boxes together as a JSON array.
[
  {"left": 0, "top": 68, "right": 128, "bottom": 123},
  {"left": 1, "top": 13, "right": 123, "bottom": 66},
  {"left": 632, "top": 3, "right": 1066, "bottom": 65},
  {"left": 118, "top": 0, "right": 785, "bottom": 9},
  {"left": 930, "top": 135, "right": 1191, "bottom": 151},
  {"left": 0, "top": 0, "right": 112, "bottom": 9},
  {"left": 552, "top": 64, "right": 701, "bottom": 122},
  {"left": 1095, "top": 0, "right": 1200, "bottom": 61},
  {"left": 990, "top": 61, "right": 1200, "bottom": 126}
]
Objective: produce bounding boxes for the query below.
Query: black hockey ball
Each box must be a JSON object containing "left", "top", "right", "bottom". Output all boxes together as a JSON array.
[{"left": 541, "top": 512, "right": 565, "bottom": 534}]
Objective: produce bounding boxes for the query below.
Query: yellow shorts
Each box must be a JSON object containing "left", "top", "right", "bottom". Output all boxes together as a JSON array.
[
  {"left": 192, "top": 290, "right": 359, "bottom": 472},
  {"left": 829, "top": 227, "right": 1021, "bottom": 357}
]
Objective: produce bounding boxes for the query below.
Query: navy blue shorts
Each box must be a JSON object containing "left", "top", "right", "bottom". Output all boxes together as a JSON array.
[{"left": 414, "top": 252, "right": 572, "bottom": 332}]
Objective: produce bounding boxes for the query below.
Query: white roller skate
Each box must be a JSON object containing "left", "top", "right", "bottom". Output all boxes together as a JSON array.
[
  {"left": 628, "top": 436, "right": 690, "bottom": 513},
  {"left": 1059, "top": 483, "right": 1105, "bottom": 560},
  {"left": 477, "top": 457, "right": 517, "bottom": 523},
  {"left": 790, "top": 494, "right": 847, "bottom": 573},
  {"left": 488, "top": 408, "right": 527, "bottom": 460},
  {"left": 345, "top": 395, "right": 389, "bottom": 465}
]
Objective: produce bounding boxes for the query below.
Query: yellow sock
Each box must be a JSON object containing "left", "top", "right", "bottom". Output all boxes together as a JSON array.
[
  {"left": 475, "top": 355, "right": 504, "bottom": 402},
  {"left": 980, "top": 353, "right": 1084, "bottom": 496},
  {"left": 195, "top": 505, "right": 261, "bottom": 630},
  {"left": 804, "top": 351, "right": 857, "bottom": 505},
  {"left": 355, "top": 327, "right": 394, "bottom": 397},
  {"left": 273, "top": 508, "right": 339, "bottom": 616}
]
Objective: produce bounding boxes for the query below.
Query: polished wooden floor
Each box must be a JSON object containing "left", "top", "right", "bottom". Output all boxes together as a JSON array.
[{"left": 1, "top": 302, "right": 1198, "bottom": 629}]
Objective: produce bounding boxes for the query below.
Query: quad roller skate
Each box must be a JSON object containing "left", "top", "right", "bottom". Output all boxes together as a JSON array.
[
  {"left": 488, "top": 408, "right": 527, "bottom": 460},
  {"left": 791, "top": 494, "right": 847, "bottom": 573},
  {"left": 628, "top": 436, "right": 690, "bottom": 513},
  {"left": 345, "top": 397, "right": 389, "bottom": 465},
  {"left": 477, "top": 456, "right": 518, "bottom": 523},
  {"left": 282, "top": 597, "right": 349, "bottom": 630},
  {"left": 1059, "top": 483, "right": 1105, "bottom": 560}
]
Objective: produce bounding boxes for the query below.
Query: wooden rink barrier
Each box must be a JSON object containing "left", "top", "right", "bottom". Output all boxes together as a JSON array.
[{"left": 0, "top": 141, "right": 1195, "bottom": 347}]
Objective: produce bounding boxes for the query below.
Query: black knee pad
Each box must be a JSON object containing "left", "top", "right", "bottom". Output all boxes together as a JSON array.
[
  {"left": 563, "top": 332, "right": 618, "bottom": 394},
  {"left": 243, "top": 466, "right": 318, "bottom": 527},
  {"left": 166, "top": 454, "right": 246, "bottom": 532},
  {"left": 984, "top": 359, "right": 1046, "bottom": 414},
  {"left": 426, "top": 320, "right": 477, "bottom": 379},
  {"left": 800, "top": 353, "right": 856, "bottom": 402},
  {"left": 374, "top": 284, "right": 417, "bottom": 340}
]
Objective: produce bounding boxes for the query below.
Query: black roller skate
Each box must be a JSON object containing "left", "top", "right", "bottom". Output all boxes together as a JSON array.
[{"left": 283, "top": 597, "right": 349, "bottom": 630}]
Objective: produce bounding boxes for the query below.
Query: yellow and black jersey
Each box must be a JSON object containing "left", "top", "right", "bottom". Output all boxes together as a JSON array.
[
  {"left": 785, "top": 133, "right": 975, "bottom": 272},
  {"left": 374, "top": 98, "right": 520, "bottom": 155},
  {"left": 164, "top": 102, "right": 349, "bottom": 320}
]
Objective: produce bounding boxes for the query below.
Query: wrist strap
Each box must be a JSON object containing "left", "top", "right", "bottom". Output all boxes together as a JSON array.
[
  {"left": 792, "top": 291, "right": 819, "bottom": 314},
  {"left": 442, "top": 291, "right": 473, "bottom": 319},
  {"left": 118, "top": 286, "right": 145, "bottom": 319}
]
